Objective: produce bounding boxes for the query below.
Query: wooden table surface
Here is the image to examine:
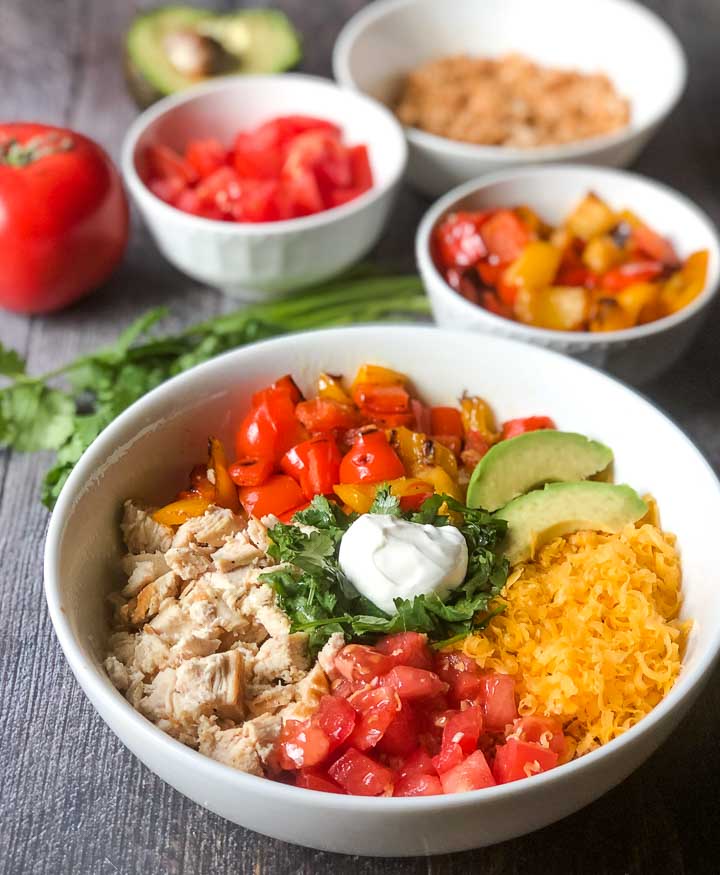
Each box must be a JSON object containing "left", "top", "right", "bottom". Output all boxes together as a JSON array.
[{"left": 1, "top": 1, "right": 719, "bottom": 872}]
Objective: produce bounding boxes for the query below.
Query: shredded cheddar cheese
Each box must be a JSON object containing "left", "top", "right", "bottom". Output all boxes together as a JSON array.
[{"left": 462, "top": 523, "right": 689, "bottom": 756}]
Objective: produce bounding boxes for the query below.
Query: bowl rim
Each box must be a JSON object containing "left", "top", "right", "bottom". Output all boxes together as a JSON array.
[
  {"left": 44, "top": 324, "right": 720, "bottom": 812},
  {"left": 332, "top": 0, "right": 688, "bottom": 162},
  {"left": 415, "top": 164, "right": 720, "bottom": 345},
  {"left": 120, "top": 72, "right": 408, "bottom": 235}
]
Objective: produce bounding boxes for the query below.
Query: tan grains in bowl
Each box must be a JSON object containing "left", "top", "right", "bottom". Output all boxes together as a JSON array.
[{"left": 394, "top": 53, "right": 630, "bottom": 148}]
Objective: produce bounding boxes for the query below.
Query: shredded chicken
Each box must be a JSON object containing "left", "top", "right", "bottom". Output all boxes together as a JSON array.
[{"left": 105, "top": 502, "right": 333, "bottom": 777}]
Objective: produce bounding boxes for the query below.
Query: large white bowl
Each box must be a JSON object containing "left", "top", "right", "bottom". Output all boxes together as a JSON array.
[
  {"left": 333, "top": 0, "right": 687, "bottom": 197},
  {"left": 121, "top": 74, "right": 407, "bottom": 300},
  {"left": 417, "top": 165, "right": 720, "bottom": 385},
  {"left": 44, "top": 326, "right": 720, "bottom": 856}
]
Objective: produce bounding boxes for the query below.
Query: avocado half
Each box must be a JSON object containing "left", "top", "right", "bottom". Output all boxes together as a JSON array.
[
  {"left": 467, "top": 430, "right": 613, "bottom": 512},
  {"left": 495, "top": 481, "right": 647, "bottom": 566},
  {"left": 125, "top": 6, "right": 302, "bottom": 108}
]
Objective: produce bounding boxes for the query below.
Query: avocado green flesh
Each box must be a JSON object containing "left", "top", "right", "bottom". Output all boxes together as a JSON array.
[
  {"left": 495, "top": 481, "right": 647, "bottom": 566},
  {"left": 467, "top": 430, "right": 613, "bottom": 512},
  {"left": 125, "top": 6, "right": 302, "bottom": 107}
]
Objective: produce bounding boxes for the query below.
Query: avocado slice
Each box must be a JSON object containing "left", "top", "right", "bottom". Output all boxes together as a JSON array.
[
  {"left": 467, "top": 430, "right": 613, "bottom": 511},
  {"left": 125, "top": 6, "right": 302, "bottom": 108},
  {"left": 495, "top": 481, "right": 647, "bottom": 565}
]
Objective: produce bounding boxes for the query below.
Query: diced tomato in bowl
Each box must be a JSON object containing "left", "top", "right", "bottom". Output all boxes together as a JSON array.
[{"left": 142, "top": 115, "right": 375, "bottom": 225}]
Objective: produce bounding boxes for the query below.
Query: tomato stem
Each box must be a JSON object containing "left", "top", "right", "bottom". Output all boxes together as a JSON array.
[{"left": 0, "top": 132, "right": 74, "bottom": 167}]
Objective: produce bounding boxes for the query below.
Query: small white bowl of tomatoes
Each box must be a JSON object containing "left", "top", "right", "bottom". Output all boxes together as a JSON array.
[
  {"left": 121, "top": 73, "right": 407, "bottom": 301},
  {"left": 416, "top": 165, "right": 720, "bottom": 384}
]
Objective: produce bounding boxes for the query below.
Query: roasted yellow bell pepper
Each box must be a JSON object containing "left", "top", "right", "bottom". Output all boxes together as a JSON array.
[
  {"left": 616, "top": 282, "right": 660, "bottom": 323},
  {"left": 152, "top": 496, "right": 211, "bottom": 526},
  {"left": 208, "top": 436, "right": 240, "bottom": 512},
  {"left": 582, "top": 235, "right": 623, "bottom": 273},
  {"left": 659, "top": 250, "right": 709, "bottom": 315},
  {"left": 413, "top": 465, "right": 463, "bottom": 502},
  {"left": 459, "top": 396, "right": 497, "bottom": 443},
  {"left": 317, "top": 372, "right": 353, "bottom": 405},
  {"left": 388, "top": 426, "right": 458, "bottom": 480},
  {"left": 351, "top": 363, "right": 407, "bottom": 392},
  {"left": 589, "top": 297, "right": 635, "bottom": 332},
  {"left": 514, "top": 286, "right": 590, "bottom": 331},
  {"left": 333, "top": 477, "right": 432, "bottom": 514},
  {"left": 503, "top": 241, "right": 562, "bottom": 292},
  {"left": 565, "top": 193, "right": 617, "bottom": 240}
]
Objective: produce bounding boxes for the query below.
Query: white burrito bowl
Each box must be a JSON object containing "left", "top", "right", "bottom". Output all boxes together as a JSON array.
[
  {"left": 121, "top": 74, "right": 407, "bottom": 301},
  {"left": 44, "top": 326, "right": 720, "bottom": 856},
  {"left": 333, "top": 0, "right": 687, "bottom": 197}
]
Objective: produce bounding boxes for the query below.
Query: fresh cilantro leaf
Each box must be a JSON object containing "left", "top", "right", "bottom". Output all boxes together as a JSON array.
[
  {"left": 0, "top": 384, "right": 75, "bottom": 452},
  {"left": 368, "top": 483, "right": 402, "bottom": 516},
  {"left": 0, "top": 343, "right": 26, "bottom": 377},
  {"left": 292, "top": 495, "right": 356, "bottom": 536}
]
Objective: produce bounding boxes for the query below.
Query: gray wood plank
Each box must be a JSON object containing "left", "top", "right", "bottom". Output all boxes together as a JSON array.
[{"left": 1, "top": 1, "right": 720, "bottom": 873}]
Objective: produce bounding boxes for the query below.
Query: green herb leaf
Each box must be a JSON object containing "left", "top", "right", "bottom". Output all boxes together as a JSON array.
[
  {"left": 0, "top": 384, "right": 75, "bottom": 452},
  {"left": 368, "top": 483, "right": 402, "bottom": 516},
  {"left": 0, "top": 342, "right": 26, "bottom": 377}
]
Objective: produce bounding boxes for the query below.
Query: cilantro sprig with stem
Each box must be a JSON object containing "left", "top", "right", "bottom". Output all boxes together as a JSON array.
[
  {"left": 0, "top": 271, "right": 428, "bottom": 508},
  {"left": 261, "top": 490, "right": 509, "bottom": 654}
]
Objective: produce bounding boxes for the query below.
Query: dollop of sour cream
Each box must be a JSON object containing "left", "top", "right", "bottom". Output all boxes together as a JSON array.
[{"left": 338, "top": 513, "right": 469, "bottom": 615}]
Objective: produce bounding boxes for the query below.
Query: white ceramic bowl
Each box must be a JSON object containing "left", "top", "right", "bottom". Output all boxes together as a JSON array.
[
  {"left": 44, "top": 326, "right": 720, "bottom": 856},
  {"left": 121, "top": 74, "right": 407, "bottom": 300},
  {"left": 417, "top": 165, "right": 720, "bottom": 384},
  {"left": 333, "top": 0, "right": 687, "bottom": 197}
]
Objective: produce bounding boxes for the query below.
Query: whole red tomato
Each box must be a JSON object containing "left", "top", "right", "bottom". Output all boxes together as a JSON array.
[{"left": 0, "top": 123, "right": 128, "bottom": 313}]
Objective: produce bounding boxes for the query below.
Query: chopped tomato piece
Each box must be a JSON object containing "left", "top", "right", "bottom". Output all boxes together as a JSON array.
[
  {"left": 393, "top": 773, "right": 443, "bottom": 797},
  {"left": 228, "top": 456, "right": 274, "bottom": 487},
  {"left": 295, "top": 769, "right": 343, "bottom": 794},
  {"left": 632, "top": 223, "right": 680, "bottom": 267},
  {"left": 375, "top": 632, "right": 434, "bottom": 670},
  {"left": 432, "top": 740, "right": 464, "bottom": 775},
  {"left": 281, "top": 435, "right": 342, "bottom": 499},
  {"left": 148, "top": 176, "right": 185, "bottom": 205},
  {"left": 500, "top": 416, "right": 556, "bottom": 440},
  {"left": 435, "top": 652, "right": 484, "bottom": 706},
  {"left": 284, "top": 165, "right": 324, "bottom": 215},
  {"left": 477, "top": 674, "right": 517, "bottom": 731},
  {"left": 238, "top": 474, "right": 304, "bottom": 519},
  {"left": 601, "top": 260, "right": 664, "bottom": 292},
  {"left": 185, "top": 138, "right": 226, "bottom": 178},
  {"left": 315, "top": 695, "right": 356, "bottom": 751},
  {"left": 510, "top": 716, "right": 566, "bottom": 758},
  {"left": 295, "top": 397, "right": 361, "bottom": 433},
  {"left": 339, "top": 430, "right": 405, "bottom": 484},
  {"left": 441, "top": 706, "right": 483, "bottom": 755},
  {"left": 476, "top": 258, "right": 506, "bottom": 287},
  {"left": 492, "top": 739, "right": 558, "bottom": 784},
  {"left": 278, "top": 720, "right": 330, "bottom": 770},
  {"left": 399, "top": 748, "right": 437, "bottom": 779},
  {"left": 195, "top": 166, "right": 241, "bottom": 213},
  {"left": 335, "top": 645, "right": 394, "bottom": 682},
  {"left": 440, "top": 750, "right": 496, "bottom": 793},
  {"left": 347, "top": 686, "right": 401, "bottom": 751},
  {"left": 283, "top": 129, "right": 353, "bottom": 191},
  {"left": 375, "top": 702, "right": 418, "bottom": 757},
  {"left": 382, "top": 666, "right": 448, "bottom": 701},
  {"left": 328, "top": 187, "right": 365, "bottom": 208},
  {"left": 328, "top": 748, "right": 395, "bottom": 797},
  {"left": 277, "top": 501, "right": 311, "bottom": 523},
  {"left": 433, "top": 211, "right": 491, "bottom": 267},
  {"left": 480, "top": 209, "right": 531, "bottom": 263},
  {"left": 146, "top": 144, "right": 197, "bottom": 184},
  {"left": 331, "top": 676, "right": 365, "bottom": 699},
  {"left": 349, "top": 144, "right": 373, "bottom": 192}
]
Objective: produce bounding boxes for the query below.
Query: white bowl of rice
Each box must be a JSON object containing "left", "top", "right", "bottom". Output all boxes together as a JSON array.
[
  {"left": 44, "top": 326, "right": 720, "bottom": 855},
  {"left": 333, "top": 0, "right": 687, "bottom": 196}
]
